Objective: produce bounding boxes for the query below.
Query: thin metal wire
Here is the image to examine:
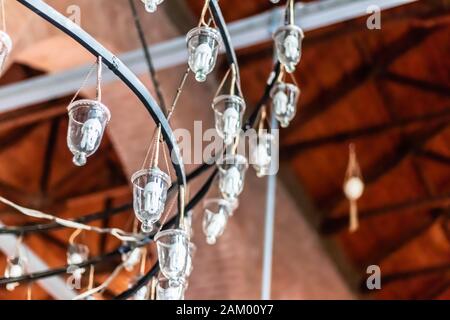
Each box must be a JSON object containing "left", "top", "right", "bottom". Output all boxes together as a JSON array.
[
  {"left": 198, "top": 0, "right": 210, "bottom": 27},
  {"left": 166, "top": 67, "right": 190, "bottom": 121},
  {"left": 69, "top": 62, "right": 97, "bottom": 106},
  {"left": 96, "top": 56, "right": 102, "bottom": 102}
]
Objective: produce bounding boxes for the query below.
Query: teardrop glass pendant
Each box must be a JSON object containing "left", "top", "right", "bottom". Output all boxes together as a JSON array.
[
  {"left": 0, "top": 30, "right": 12, "bottom": 76},
  {"left": 212, "top": 95, "right": 246, "bottom": 146},
  {"left": 186, "top": 26, "right": 222, "bottom": 82},
  {"left": 270, "top": 81, "right": 300, "bottom": 128},
  {"left": 274, "top": 25, "right": 304, "bottom": 73},
  {"left": 131, "top": 167, "right": 171, "bottom": 233},
  {"left": 67, "top": 99, "right": 111, "bottom": 166}
]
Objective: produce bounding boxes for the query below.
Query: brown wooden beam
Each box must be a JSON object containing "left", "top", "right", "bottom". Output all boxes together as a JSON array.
[
  {"left": 281, "top": 108, "right": 450, "bottom": 158},
  {"left": 321, "top": 193, "right": 450, "bottom": 234},
  {"left": 383, "top": 71, "right": 450, "bottom": 97},
  {"left": 40, "top": 118, "right": 60, "bottom": 194},
  {"left": 416, "top": 149, "right": 450, "bottom": 166}
]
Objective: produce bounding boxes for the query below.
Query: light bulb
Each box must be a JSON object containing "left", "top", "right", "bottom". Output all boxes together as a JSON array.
[
  {"left": 80, "top": 118, "right": 102, "bottom": 152},
  {"left": 283, "top": 33, "right": 299, "bottom": 61},
  {"left": 217, "top": 154, "right": 248, "bottom": 201},
  {"left": 274, "top": 90, "right": 288, "bottom": 115},
  {"left": 203, "top": 207, "right": 228, "bottom": 245},
  {"left": 222, "top": 167, "right": 241, "bottom": 199},
  {"left": 4, "top": 257, "right": 25, "bottom": 291},
  {"left": 344, "top": 176, "right": 364, "bottom": 200},
  {"left": 251, "top": 133, "right": 273, "bottom": 177},
  {"left": 222, "top": 106, "right": 240, "bottom": 145},
  {"left": 144, "top": 181, "right": 163, "bottom": 214},
  {"left": 68, "top": 252, "right": 84, "bottom": 265},
  {"left": 187, "top": 27, "right": 221, "bottom": 82},
  {"left": 123, "top": 247, "right": 142, "bottom": 272},
  {"left": 193, "top": 43, "right": 212, "bottom": 82}
]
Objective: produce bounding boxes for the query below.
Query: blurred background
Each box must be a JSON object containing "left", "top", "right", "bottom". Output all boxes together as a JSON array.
[{"left": 0, "top": 0, "right": 449, "bottom": 300}]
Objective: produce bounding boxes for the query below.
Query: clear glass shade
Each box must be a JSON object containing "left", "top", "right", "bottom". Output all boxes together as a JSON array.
[
  {"left": 141, "top": 0, "right": 163, "bottom": 12},
  {"left": 66, "top": 243, "right": 89, "bottom": 279},
  {"left": 217, "top": 154, "right": 248, "bottom": 201},
  {"left": 67, "top": 99, "right": 111, "bottom": 166},
  {"left": 212, "top": 95, "right": 246, "bottom": 146},
  {"left": 274, "top": 25, "right": 304, "bottom": 73},
  {"left": 186, "top": 26, "right": 221, "bottom": 82},
  {"left": 185, "top": 242, "right": 196, "bottom": 277},
  {"left": 131, "top": 167, "right": 171, "bottom": 233},
  {"left": 202, "top": 198, "right": 232, "bottom": 245},
  {"left": 4, "top": 257, "right": 26, "bottom": 291},
  {"left": 0, "top": 30, "right": 12, "bottom": 75},
  {"left": 156, "top": 276, "right": 185, "bottom": 300},
  {"left": 155, "top": 229, "right": 189, "bottom": 287},
  {"left": 270, "top": 82, "right": 300, "bottom": 128},
  {"left": 251, "top": 132, "right": 275, "bottom": 177}
]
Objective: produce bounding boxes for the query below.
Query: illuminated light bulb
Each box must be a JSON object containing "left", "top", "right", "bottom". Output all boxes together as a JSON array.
[
  {"left": 67, "top": 244, "right": 89, "bottom": 281},
  {"left": 122, "top": 247, "right": 142, "bottom": 272},
  {"left": 202, "top": 199, "right": 231, "bottom": 245},
  {"left": 270, "top": 82, "right": 300, "bottom": 128},
  {"left": 132, "top": 167, "right": 171, "bottom": 233},
  {"left": 4, "top": 257, "right": 26, "bottom": 291},
  {"left": 218, "top": 154, "right": 248, "bottom": 201},
  {"left": 67, "top": 99, "right": 110, "bottom": 167},
  {"left": 156, "top": 276, "right": 185, "bottom": 300},
  {"left": 155, "top": 229, "right": 189, "bottom": 287},
  {"left": 274, "top": 25, "right": 304, "bottom": 73},
  {"left": 212, "top": 95, "right": 246, "bottom": 146},
  {"left": 0, "top": 30, "right": 12, "bottom": 76},
  {"left": 251, "top": 133, "right": 274, "bottom": 177},
  {"left": 187, "top": 26, "right": 222, "bottom": 82},
  {"left": 344, "top": 176, "right": 364, "bottom": 201}
]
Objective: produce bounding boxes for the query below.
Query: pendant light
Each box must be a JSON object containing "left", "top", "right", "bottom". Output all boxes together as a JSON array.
[
  {"left": 251, "top": 107, "right": 275, "bottom": 177},
  {"left": 343, "top": 143, "right": 364, "bottom": 232},
  {"left": 4, "top": 256, "right": 26, "bottom": 291},
  {"left": 202, "top": 198, "right": 233, "bottom": 245},
  {"left": 67, "top": 57, "right": 111, "bottom": 166},
  {"left": 218, "top": 153, "right": 249, "bottom": 202},
  {"left": 270, "top": 66, "right": 300, "bottom": 128},
  {"left": 273, "top": 0, "right": 304, "bottom": 73}
]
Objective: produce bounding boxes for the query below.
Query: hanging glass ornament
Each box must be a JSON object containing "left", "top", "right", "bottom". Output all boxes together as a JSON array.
[
  {"left": 155, "top": 228, "right": 189, "bottom": 287},
  {"left": 274, "top": 24, "right": 304, "bottom": 73},
  {"left": 132, "top": 167, "right": 171, "bottom": 233},
  {"left": 202, "top": 198, "right": 233, "bottom": 245},
  {"left": 4, "top": 256, "right": 26, "bottom": 291},
  {"left": 218, "top": 154, "right": 248, "bottom": 201},
  {"left": 122, "top": 247, "right": 143, "bottom": 272},
  {"left": 270, "top": 81, "right": 299, "bottom": 128},
  {"left": 156, "top": 276, "right": 185, "bottom": 300},
  {"left": 251, "top": 132, "right": 275, "bottom": 177},
  {"left": 0, "top": 30, "right": 12, "bottom": 76},
  {"left": 343, "top": 144, "right": 364, "bottom": 232},
  {"left": 212, "top": 95, "right": 246, "bottom": 146},
  {"left": 67, "top": 57, "right": 110, "bottom": 166},
  {"left": 66, "top": 243, "right": 89, "bottom": 282},
  {"left": 141, "top": 0, "right": 163, "bottom": 13},
  {"left": 186, "top": 26, "right": 221, "bottom": 82}
]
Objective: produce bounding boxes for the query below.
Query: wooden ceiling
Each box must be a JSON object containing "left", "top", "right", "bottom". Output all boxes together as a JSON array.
[
  {"left": 0, "top": 0, "right": 449, "bottom": 300},
  {"left": 186, "top": 0, "right": 450, "bottom": 299}
]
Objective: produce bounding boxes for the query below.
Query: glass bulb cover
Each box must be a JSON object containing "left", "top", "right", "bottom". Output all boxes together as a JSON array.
[
  {"left": 156, "top": 276, "right": 185, "bottom": 300},
  {"left": 185, "top": 242, "right": 196, "bottom": 277},
  {"left": 202, "top": 198, "right": 232, "bottom": 245},
  {"left": 186, "top": 26, "right": 221, "bottom": 82},
  {"left": 344, "top": 176, "right": 364, "bottom": 200},
  {"left": 155, "top": 228, "right": 189, "bottom": 285},
  {"left": 67, "top": 99, "right": 111, "bottom": 166},
  {"left": 217, "top": 154, "right": 248, "bottom": 201},
  {"left": 0, "top": 30, "right": 12, "bottom": 75},
  {"left": 251, "top": 133, "right": 275, "bottom": 177},
  {"left": 212, "top": 95, "right": 246, "bottom": 146},
  {"left": 131, "top": 167, "right": 171, "bottom": 233},
  {"left": 270, "top": 82, "right": 300, "bottom": 128},
  {"left": 4, "top": 257, "right": 26, "bottom": 291},
  {"left": 274, "top": 25, "right": 304, "bottom": 73}
]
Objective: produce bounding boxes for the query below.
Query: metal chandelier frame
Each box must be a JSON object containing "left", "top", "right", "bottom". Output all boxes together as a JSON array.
[{"left": 0, "top": 0, "right": 283, "bottom": 299}]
